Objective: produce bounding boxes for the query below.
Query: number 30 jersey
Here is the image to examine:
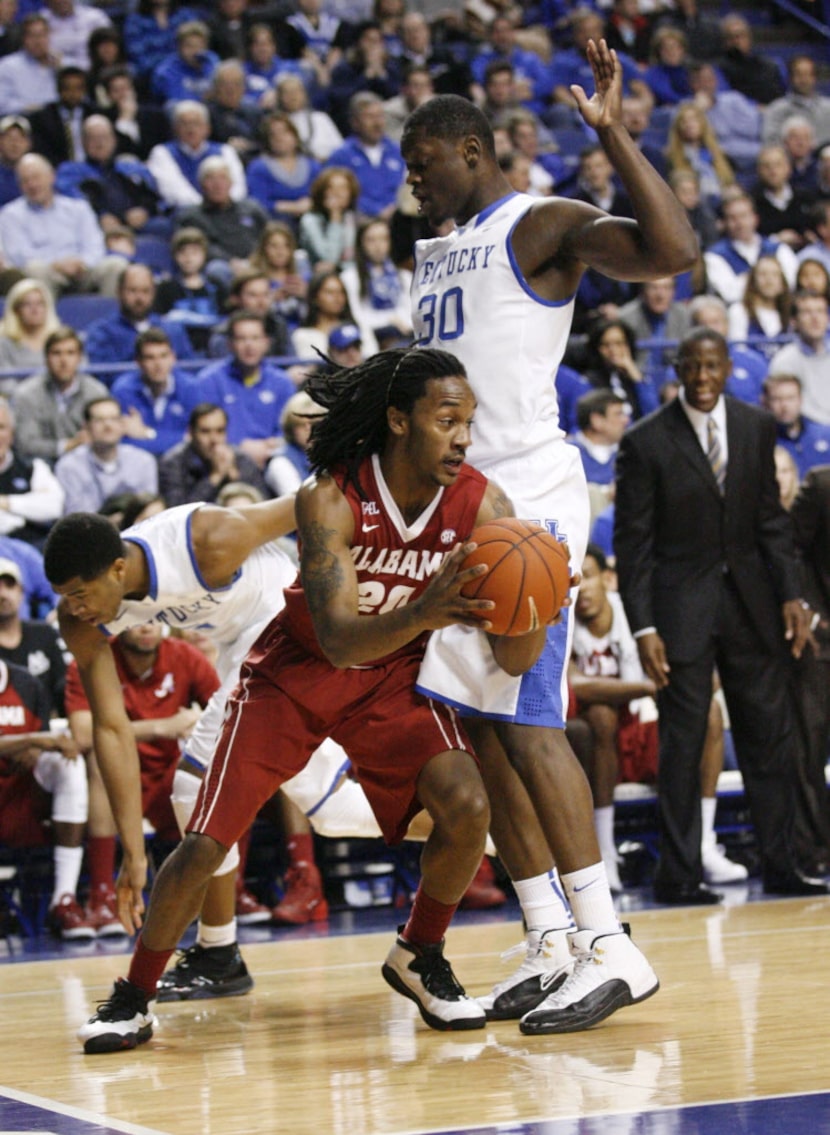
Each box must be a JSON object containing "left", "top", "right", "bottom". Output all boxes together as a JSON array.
[
  {"left": 280, "top": 453, "right": 487, "bottom": 665},
  {"left": 411, "top": 192, "right": 575, "bottom": 467}
]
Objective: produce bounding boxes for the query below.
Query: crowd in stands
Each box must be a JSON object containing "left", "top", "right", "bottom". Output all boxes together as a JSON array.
[{"left": 1, "top": 0, "right": 830, "bottom": 935}]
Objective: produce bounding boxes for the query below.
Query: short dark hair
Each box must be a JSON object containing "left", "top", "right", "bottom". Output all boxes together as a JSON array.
[
  {"left": 45, "top": 325, "right": 82, "bottom": 354},
  {"left": 676, "top": 326, "right": 729, "bottom": 361},
  {"left": 57, "top": 65, "right": 88, "bottom": 86},
  {"left": 402, "top": 94, "right": 496, "bottom": 160},
  {"left": 227, "top": 309, "right": 267, "bottom": 336},
  {"left": 135, "top": 327, "right": 172, "bottom": 359},
  {"left": 584, "top": 542, "right": 608, "bottom": 572},
  {"left": 576, "top": 389, "right": 626, "bottom": 432},
  {"left": 189, "top": 401, "right": 226, "bottom": 431},
  {"left": 43, "top": 513, "right": 126, "bottom": 586},
  {"left": 84, "top": 395, "right": 120, "bottom": 422}
]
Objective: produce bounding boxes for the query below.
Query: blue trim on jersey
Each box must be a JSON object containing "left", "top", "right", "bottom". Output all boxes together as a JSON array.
[
  {"left": 123, "top": 535, "right": 158, "bottom": 600},
  {"left": 472, "top": 191, "right": 519, "bottom": 228},
  {"left": 506, "top": 212, "right": 577, "bottom": 309},
  {"left": 413, "top": 681, "right": 520, "bottom": 722},
  {"left": 185, "top": 509, "right": 240, "bottom": 592},
  {"left": 305, "top": 758, "right": 353, "bottom": 818},
  {"left": 180, "top": 747, "right": 208, "bottom": 773}
]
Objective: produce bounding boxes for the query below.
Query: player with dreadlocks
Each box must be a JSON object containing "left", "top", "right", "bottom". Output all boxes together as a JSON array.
[{"left": 79, "top": 346, "right": 556, "bottom": 1053}]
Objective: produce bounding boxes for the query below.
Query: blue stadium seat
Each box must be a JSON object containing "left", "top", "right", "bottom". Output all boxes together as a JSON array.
[
  {"left": 134, "top": 233, "right": 174, "bottom": 276},
  {"left": 56, "top": 295, "right": 119, "bottom": 331}
]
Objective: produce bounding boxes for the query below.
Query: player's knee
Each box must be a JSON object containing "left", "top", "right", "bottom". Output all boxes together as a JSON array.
[
  {"left": 439, "top": 778, "right": 490, "bottom": 836},
  {"left": 584, "top": 702, "right": 619, "bottom": 740},
  {"left": 173, "top": 831, "right": 228, "bottom": 883}
]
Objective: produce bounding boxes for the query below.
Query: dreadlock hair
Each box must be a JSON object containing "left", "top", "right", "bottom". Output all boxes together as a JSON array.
[
  {"left": 305, "top": 346, "right": 467, "bottom": 496},
  {"left": 44, "top": 513, "right": 126, "bottom": 586},
  {"left": 401, "top": 94, "right": 496, "bottom": 160}
]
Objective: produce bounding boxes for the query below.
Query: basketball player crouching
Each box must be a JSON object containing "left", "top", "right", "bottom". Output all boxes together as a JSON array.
[{"left": 75, "top": 346, "right": 572, "bottom": 1054}]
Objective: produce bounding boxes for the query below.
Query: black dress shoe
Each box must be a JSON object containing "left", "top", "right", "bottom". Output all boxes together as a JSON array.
[
  {"left": 763, "top": 871, "right": 830, "bottom": 897},
  {"left": 653, "top": 882, "right": 723, "bottom": 906}
]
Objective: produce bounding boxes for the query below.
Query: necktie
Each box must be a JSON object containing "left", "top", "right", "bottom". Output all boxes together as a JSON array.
[{"left": 707, "top": 416, "right": 726, "bottom": 493}]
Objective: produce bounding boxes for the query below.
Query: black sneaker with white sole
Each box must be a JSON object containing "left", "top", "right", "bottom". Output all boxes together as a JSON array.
[
  {"left": 78, "top": 978, "right": 156, "bottom": 1055},
  {"left": 155, "top": 943, "right": 254, "bottom": 1002},
  {"left": 381, "top": 932, "right": 486, "bottom": 1031}
]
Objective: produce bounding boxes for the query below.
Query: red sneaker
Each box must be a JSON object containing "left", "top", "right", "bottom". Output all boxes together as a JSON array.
[
  {"left": 272, "top": 862, "right": 329, "bottom": 925},
  {"left": 459, "top": 857, "right": 507, "bottom": 910},
  {"left": 85, "top": 883, "right": 128, "bottom": 938},
  {"left": 49, "top": 894, "right": 97, "bottom": 940},
  {"left": 235, "top": 888, "right": 272, "bottom": 925}
]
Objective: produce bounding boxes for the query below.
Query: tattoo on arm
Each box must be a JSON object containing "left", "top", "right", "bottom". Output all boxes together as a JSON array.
[
  {"left": 489, "top": 485, "right": 512, "bottom": 519},
  {"left": 301, "top": 520, "right": 345, "bottom": 615}
]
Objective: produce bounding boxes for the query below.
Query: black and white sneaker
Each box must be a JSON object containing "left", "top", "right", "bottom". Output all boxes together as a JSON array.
[
  {"left": 155, "top": 943, "right": 254, "bottom": 1002},
  {"left": 381, "top": 932, "right": 486, "bottom": 1031},
  {"left": 519, "top": 927, "right": 659, "bottom": 1035},
  {"left": 78, "top": 978, "right": 156, "bottom": 1055},
  {"left": 477, "top": 928, "right": 573, "bottom": 1020}
]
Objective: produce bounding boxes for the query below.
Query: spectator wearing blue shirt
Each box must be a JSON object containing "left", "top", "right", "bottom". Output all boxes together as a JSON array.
[
  {"left": 85, "top": 263, "right": 195, "bottom": 370},
  {"left": 123, "top": 0, "right": 203, "bottom": 79},
  {"left": 55, "top": 115, "right": 165, "bottom": 237},
  {"left": 0, "top": 116, "right": 30, "bottom": 207},
  {"left": 181, "top": 311, "right": 295, "bottom": 469},
  {"left": 243, "top": 22, "right": 309, "bottom": 110},
  {"left": 327, "top": 22, "right": 401, "bottom": 137},
  {"left": 763, "top": 372, "right": 830, "bottom": 480},
  {"left": 682, "top": 294, "right": 770, "bottom": 406},
  {"left": 110, "top": 328, "right": 191, "bottom": 458},
  {"left": 325, "top": 91, "right": 405, "bottom": 222},
  {"left": 569, "top": 388, "right": 630, "bottom": 525},
  {"left": 150, "top": 20, "right": 219, "bottom": 110},
  {"left": 0, "top": 536, "right": 55, "bottom": 619},
  {"left": 0, "top": 14, "right": 58, "bottom": 115},
  {"left": 471, "top": 15, "right": 552, "bottom": 119},
  {"left": 547, "top": 7, "right": 650, "bottom": 129},
  {"left": 642, "top": 27, "right": 693, "bottom": 107},
  {"left": 247, "top": 113, "right": 321, "bottom": 228},
  {"left": 556, "top": 362, "right": 592, "bottom": 437}
]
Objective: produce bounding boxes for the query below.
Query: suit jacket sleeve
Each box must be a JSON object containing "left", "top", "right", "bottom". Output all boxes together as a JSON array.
[{"left": 613, "top": 425, "right": 658, "bottom": 636}]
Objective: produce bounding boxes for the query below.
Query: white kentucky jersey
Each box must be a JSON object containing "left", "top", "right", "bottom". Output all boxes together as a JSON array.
[
  {"left": 411, "top": 191, "right": 575, "bottom": 467},
  {"left": 102, "top": 503, "right": 297, "bottom": 684}
]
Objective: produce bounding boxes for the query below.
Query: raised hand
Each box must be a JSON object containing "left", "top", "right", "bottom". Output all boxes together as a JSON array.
[{"left": 570, "top": 38, "right": 623, "bottom": 131}]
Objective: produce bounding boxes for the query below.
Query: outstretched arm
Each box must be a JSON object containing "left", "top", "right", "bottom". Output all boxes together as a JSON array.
[
  {"left": 189, "top": 495, "right": 297, "bottom": 587},
  {"left": 513, "top": 40, "right": 697, "bottom": 292},
  {"left": 58, "top": 609, "right": 147, "bottom": 932}
]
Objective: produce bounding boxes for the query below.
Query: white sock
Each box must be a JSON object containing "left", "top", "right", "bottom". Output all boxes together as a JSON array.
[
  {"left": 701, "top": 796, "right": 717, "bottom": 851},
  {"left": 197, "top": 920, "right": 237, "bottom": 949},
  {"left": 594, "top": 805, "right": 618, "bottom": 866},
  {"left": 561, "top": 863, "right": 622, "bottom": 935},
  {"left": 513, "top": 870, "right": 574, "bottom": 934},
  {"left": 52, "top": 845, "right": 83, "bottom": 906}
]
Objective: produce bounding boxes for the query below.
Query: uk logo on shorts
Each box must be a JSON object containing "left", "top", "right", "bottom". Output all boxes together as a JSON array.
[{"left": 440, "top": 529, "right": 457, "bottom": 544}]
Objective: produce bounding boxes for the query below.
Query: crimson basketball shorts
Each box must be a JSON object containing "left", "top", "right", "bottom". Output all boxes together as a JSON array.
[{"left": 187, "top": 621, "right": 474, "bottom": 849}]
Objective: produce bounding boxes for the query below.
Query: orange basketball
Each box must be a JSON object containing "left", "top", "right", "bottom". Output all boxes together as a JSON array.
[{"left": 460, "top": 518, "right": 571, "bottom": 636}]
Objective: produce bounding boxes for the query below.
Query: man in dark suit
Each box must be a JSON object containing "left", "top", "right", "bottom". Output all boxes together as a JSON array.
[
  {"left": 27, "top": 65, "right": 95, "bottom": 167},
  {"left": 789, "top": 466, "right": 830, "bottom": 876},
  {"left": 614, "top": 327, "right": 829, "bottom": 903}
]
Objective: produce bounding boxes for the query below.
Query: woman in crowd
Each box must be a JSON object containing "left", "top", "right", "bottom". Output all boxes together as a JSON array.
[
  {"left": 643, "top": 27, "right": 693, "bottom": 106},
  {"left": 666, "top": 101, "right": 735, "bottom": 209},
  {"left": 243, "top": 23, "right": 308, "bottom": 110},
  {"left": 298, "top": 167, "right": 359, "bottom": 272},
  {"left": 276, "top": 73, "right": 343, "bottom": 162},
  {"left": 340, "top": 217, "right": 412, "bottom": 350},
  {"left": 292, "top": 268, "right": 369, "bottom": 359},
  {"left": 0, "top": 279, "right": 61, "bottom": 380},
  {"left": 796, "top": 257, "right": 830, "bottom": 301},
  {"left": 583, "top": 317, "right": 661, "bottom": 419},
  {"left": 249, "top": 221, "right": 311, "bottom": 333},
  {"left": 264, "top": 389, "right": 324, "bottom": 498},
  {"left": 247, "top": 113, "right": 320, "bottom": 229},
  {"left": 729, "top": 254, "right": 792, "bottom": 357}
]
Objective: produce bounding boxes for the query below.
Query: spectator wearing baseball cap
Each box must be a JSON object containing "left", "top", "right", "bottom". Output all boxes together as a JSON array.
[{"left": 0, "top": 116, "right": 31, "bottom": 207}]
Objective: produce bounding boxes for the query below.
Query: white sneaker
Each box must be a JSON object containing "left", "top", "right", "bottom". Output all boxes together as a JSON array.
[
  {"left": 78, "top": 979, "right": 157, "bottom": 1055},
  {"left": 382, "top": 933, "right": 486, "bottom": 1031},
  {"left": 519, "top": 927, "right": 659, "bottom": 1035},
  {"left": 477, "top": 928, "right": 573, "bottom": 1020},
  {"left": 702, "top": 843, "right": 748, "bottom": 885}
]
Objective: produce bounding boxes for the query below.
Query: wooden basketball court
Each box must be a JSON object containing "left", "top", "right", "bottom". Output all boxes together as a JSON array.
[{"left": 0, "top": 891, "right": 828, "bottom": 1135}]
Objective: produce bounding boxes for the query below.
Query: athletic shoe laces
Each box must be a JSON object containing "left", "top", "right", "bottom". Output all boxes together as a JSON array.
[
  {"left": 94, "top": 979, "right": 147, "bottom": 1021},
  {"left": 415, "top": 948, "right": 467, "bottom": 1001}
]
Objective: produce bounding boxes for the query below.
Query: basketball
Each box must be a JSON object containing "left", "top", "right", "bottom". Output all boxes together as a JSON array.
[{"left": 460, "top": 517, "right": 571, "bottom": 636}]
